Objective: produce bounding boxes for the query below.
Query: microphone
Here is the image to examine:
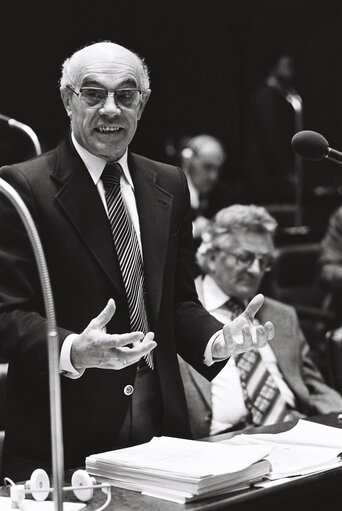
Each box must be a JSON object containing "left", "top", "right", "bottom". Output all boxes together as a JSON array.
[{"left": 291, "top": 130, "right": 342, "bottom": 165}]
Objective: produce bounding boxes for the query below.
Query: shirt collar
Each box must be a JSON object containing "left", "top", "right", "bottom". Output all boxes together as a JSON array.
[
  {"left": 202, "top": 274, "right": 248, "bottom": 312},
  {"left": 71, "top": 132, "right": 134, "bottom": 188},
  {"left": 184, "top": 170, "right": 200, "bottom": 209},
  {"left": 202, "top": 275, "right": 230, "bottom": 312}
]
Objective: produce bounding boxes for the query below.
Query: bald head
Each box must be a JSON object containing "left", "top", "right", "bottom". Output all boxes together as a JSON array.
[
  {"left": 187, "top": 135, "right": 225, "bottom": 161},
  {"left": 182, "top": 134, "right": 226, "bottom": 195},
  {"left": 60, "top": 41, "right": 150, "bottom": 92}
]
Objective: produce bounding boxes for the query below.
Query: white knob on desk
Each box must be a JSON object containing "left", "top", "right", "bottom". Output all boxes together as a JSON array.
[
  {"left": 71, "top": 469, "right": 96, "bottom": 501},
  {"left": 28, "top": 468, "right": 50, "bottom": 501}
]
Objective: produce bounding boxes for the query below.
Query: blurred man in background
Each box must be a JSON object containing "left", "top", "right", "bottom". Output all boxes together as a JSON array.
[
  {"left": 245, "top": 52, "right": 302, "bottom": 203},
  {"left": 180, "top": 134, "right": 243, "bottom": 240}
]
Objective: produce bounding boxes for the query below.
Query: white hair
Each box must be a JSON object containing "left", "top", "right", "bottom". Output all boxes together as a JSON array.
[{"left": 196, "top": 204, "right": 277, "bottom": 273}]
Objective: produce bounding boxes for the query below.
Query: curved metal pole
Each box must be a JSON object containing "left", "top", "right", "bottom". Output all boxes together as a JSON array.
[
  {"left": 0, "top": 178, "right": 64, "bottom": 511},
  {"left": 8, "top": 118, "right": 42, "bottom": 156},
  {"left": 285, "top": 93, "right": 304, "bottom": 227},
  {"left": 0, "top": 114, "right": 42, "bottom": 156}
]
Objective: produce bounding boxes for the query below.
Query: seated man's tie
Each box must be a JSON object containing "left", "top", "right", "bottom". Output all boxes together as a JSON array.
[
  {"left": 101, "top": 162, "right": 153, "bottom": 369},
  {"left": 226, "top": 297, "right": 295, "bottom": 426}
]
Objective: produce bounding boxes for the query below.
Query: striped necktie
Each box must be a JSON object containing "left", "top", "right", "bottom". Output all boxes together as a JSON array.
[
  {"left": 101, "top": 162, "right": 153, "bottom": 369},
  {"left": 226, "top": 298, "right": 294, "bottom": 426}
]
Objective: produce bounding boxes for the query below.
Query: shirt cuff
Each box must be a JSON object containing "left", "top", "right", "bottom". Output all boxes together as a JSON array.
[
  {"left": 203, "top": 329, "right": 225, "bottom": 366},
  {"left": 59, "top": 333, "right": 85, "bottom": 379}
]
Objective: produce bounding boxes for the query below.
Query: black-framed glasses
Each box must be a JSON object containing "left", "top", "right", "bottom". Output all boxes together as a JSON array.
[
  {"left": 67, "top": 86, "right": 142, "bottom": 109},
  {"left": 220, "top": 249, "right": 275, "bottom": 272}
]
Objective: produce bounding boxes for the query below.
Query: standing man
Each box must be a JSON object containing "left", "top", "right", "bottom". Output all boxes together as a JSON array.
[{"left": 0, "top": 42, "right": 273, "bottom": 480}]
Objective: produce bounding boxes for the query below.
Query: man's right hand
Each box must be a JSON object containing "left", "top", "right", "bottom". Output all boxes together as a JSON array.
[{"left": 70, "top": 299, "right": 157, "bottom": 371}]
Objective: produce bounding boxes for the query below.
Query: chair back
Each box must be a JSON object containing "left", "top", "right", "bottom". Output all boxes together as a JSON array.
[{"left": 263, "top": 242, "right": 335, "bottom": 379}]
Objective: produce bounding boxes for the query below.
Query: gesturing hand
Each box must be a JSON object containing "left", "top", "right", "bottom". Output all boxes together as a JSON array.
[
  {"left": 71, "top": 298, "right": 157, "bottom": 371},
  {"left": 212, "top": 294, "right": 274, "bottom": 359}
]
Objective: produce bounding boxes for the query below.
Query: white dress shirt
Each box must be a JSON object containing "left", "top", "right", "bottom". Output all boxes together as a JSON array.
[
  {"left": 60, "top": 135, "right": 220, "bottom": 377},
  {"left": 199, "top": 275, "right": 296, "bottom": 436},
  {"left": 184, "top": 171, "right": 200, "bottom": 210}
]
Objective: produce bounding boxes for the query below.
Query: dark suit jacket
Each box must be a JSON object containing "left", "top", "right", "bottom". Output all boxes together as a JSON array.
[
  {"left": 0, "top": 133, "right": 224, "bottom": 475},
  {"left": 191, "top": 180, "right": 246, "bottom": 223},
  {"left": 179, "top": 297, "right": 342, "bottom": 439}
]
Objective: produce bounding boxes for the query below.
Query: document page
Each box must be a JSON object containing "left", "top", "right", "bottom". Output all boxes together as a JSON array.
[
  {"left": 221, "top": 420, "right": 342, "bottom": 479},
  {"left": 245, "top": 419, "right": 342, "bottom": 448}
]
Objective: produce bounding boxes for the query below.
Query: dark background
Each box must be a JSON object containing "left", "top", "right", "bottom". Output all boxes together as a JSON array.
[{"left": 1, "top": 0, "right": 342, "bottom": 214}]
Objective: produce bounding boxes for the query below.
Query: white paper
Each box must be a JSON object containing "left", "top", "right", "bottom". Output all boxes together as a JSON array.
[
  {"left": 245, "top": 419, "right": 342, "bottom": 448},
  {"left": 221, "top": 420, "right": 342, "bottom": 479},
  {"left": 253, "top": 461, "right": 342, "bottom": 487},
  {"left": 0, "top": 496, "right": 86, "bottom": 511}
]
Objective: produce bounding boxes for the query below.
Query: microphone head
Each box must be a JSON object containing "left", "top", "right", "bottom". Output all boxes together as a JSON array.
[{"left": 291, "top": 130, "right": 329, "bottom": 161}]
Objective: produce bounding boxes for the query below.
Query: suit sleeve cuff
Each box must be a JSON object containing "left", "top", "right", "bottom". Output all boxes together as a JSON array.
[{"left": 203, "top": 329, "right": 225, "bottom": 366}]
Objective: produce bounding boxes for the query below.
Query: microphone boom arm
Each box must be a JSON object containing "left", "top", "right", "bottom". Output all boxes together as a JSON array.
[
  {"left": 0, "top": 114, "right": 42, "bottom": 156},
  {"left": 8, "top": 118, "right": 42, "bottom": 156},
  {"left": 0, "top": 178, "right": 64, "bottom": 511},
  {"left": 285, "top": 92, "right": 304, "bottom": 228}
]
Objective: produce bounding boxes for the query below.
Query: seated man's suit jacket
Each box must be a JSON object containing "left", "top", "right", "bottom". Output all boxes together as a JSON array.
[
  {"left": 0, "top": 133, "right": 224, "bottom": 476},
  {"left": 179, "top": 297, "right": 342, "bottom": 439}
]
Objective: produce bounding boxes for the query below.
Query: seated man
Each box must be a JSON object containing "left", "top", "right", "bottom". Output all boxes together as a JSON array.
[
  {"left": 319, "top": 205, "right": 342, "bottom": 321},
  {"left": 179, "top": 204, "right": 342, "bottom": 438}
]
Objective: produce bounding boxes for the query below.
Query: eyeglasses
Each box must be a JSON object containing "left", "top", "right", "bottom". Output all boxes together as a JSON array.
[
  {"left": 67, "top": 86, "right": 142, "bottom": 109},
  {"left": 219, "top": 249, "right": 274, "bottom": 272}
]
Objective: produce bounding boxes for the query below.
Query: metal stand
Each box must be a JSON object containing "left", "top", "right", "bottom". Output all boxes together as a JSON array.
[
  {"left": 0, "top": 178, "right": 64, "bottom": 511},
  {"left": 285, "top": 92, "right": 304, "bottom": 229},
  {"left": 0, "top": 114, "right": 42, "bottom": 156}
]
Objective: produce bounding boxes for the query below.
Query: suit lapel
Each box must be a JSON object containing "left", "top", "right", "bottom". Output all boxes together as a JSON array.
[
  {"left": 51, "top": 135, "right": 126, "bottom": 299},
  {"left": 129, "top": 154, "right": 173, "bottom": 327},
  {"left": 51, "top": 138, "right": 175, "bottom": 325},
  {"left": 189, "top": 364, "right": 212, "bottom": 408}
]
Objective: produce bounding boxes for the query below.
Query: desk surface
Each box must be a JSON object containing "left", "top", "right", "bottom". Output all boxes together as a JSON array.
[{"left": 2, "top": 413, "right": 342, "bottom": 511}]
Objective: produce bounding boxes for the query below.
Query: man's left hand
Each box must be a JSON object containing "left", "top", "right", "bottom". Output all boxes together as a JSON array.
[{"left": 212, "top": 294, "right": 274, "bottom": 359}]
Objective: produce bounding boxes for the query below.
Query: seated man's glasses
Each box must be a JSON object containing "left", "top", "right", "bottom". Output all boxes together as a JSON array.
[
  {"left": 67, "top": 86, "right": 142, "bottom": 109},
  {"left": 220, "top": 249, "right": 275, "bottom": 272}
]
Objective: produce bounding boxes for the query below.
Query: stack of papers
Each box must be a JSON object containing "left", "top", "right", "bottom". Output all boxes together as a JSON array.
[
  {"left": 221, "top": 419, "right": 342, "bottom": 480},
  {"left": 86, "top": 436, "right": 272, "bottom": 503}
]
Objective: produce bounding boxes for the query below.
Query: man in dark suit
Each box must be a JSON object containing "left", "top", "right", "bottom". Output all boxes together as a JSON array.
[
  {"left": 0, "top": 42, "right": 273, "bottom": 480},
  {"left": 179, "top": 205, "right": 342, "bottom": 439}
]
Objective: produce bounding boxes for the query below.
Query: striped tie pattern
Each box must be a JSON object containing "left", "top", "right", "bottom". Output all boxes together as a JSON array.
[
  {"left": 226, "top": 298, "right": 294, "bottom": 426},
  {"left": 235, "top": 349, "right": 294, "bottom": 426},
  {"left": 101, "top": 162, "right": 153, "bottom": 369}
]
